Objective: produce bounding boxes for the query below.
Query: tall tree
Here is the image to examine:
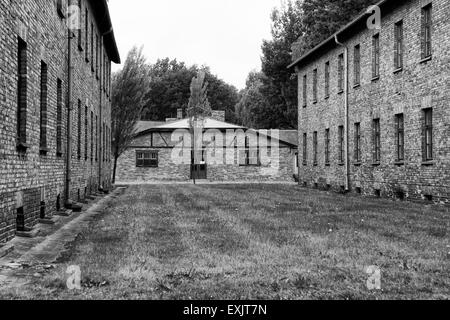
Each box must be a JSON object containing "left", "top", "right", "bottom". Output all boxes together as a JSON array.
[{"left": 111, "top": 46, "right": 151, "bottom": 183}]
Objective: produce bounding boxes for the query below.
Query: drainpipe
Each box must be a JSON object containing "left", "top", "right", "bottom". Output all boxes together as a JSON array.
[
  {"left": 335, "top": 34, "right": 350, "bottom": 191},
  {"left": 65, "top": 29, "right": 74, "bottom": 207}
]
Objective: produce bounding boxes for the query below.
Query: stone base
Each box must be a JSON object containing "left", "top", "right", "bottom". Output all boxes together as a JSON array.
[
  {"left": 16, "top": 229, "right": 40, "bottom": 238},
  {"left": 55, "top": 210, "right": 73, "bottom": 217},
  {"left": 39, "top": 217, "right": 57, "bottom": 225},
  {"left": 0, "top": 244, "right": 14, "bottom": 258}
]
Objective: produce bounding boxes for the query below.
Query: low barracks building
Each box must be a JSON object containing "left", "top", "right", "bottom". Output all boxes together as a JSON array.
[
  {"left": 290, "top": 0, "right": 449, "bottom": 202},
  {"left": 0, "top": 0, "right": 120, "bottom": 244}
]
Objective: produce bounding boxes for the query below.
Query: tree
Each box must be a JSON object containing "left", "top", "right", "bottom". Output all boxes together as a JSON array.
[
  {"left": 111, "top": 46, "right": 151, "bottom": 183},
  {"left": 141, "top": 60, "right": 239, "bottom": 123}
]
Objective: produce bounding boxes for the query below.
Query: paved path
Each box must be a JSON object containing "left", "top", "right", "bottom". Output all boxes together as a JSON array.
[{"left": 0, "top": 188, "right": 125, "bottom": 290}]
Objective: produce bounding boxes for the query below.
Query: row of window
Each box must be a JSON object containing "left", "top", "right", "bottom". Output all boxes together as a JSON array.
[
  {"left": 303, "top": 4, "right": 432, "bottom": 106},
  {"left": 302, "top": 109, "right": 433, "bottom": 166},
  {"left": 16, "top": 36, "right": 111, "bottom": 162},
  {"left": 57, "top": 0, "right": 112, "bottom": 97}
]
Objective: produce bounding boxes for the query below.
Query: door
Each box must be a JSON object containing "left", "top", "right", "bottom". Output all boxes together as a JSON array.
[{"left": 191, "top": 149, "right": 207, "bottom": 180}]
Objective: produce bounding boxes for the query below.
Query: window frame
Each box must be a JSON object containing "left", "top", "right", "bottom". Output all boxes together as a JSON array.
[
  {"left": 136, "top": 150, "right": 159, "bottom": 168},
  {"left": 354, "top": 123, "right": 361, "bottom": 163},
  {"left": 372, "top": 34, "right": 380, "bottom": 79},
  {"left": 338, "top": 125, "right": 344, "bottom": 164},
  {"left": 338, "top": 54, "right": 344, "bottom": 92},
  {"left": 395, "top": 114, "right": 405, "bottom": 162},
  {"left": 421, "top": 4, "right": 432, "bottom": 60},
  {"left": 354, "top": 45, "right": 361, "bottom": 86},
  {"left": 312, "top": 69, "right": 318, "bottom": 103},
  {"left": 394, "top": 20, "right": 404, "bottom": 70},
  {"left": 423, "top": 108, "right": 433, "bottom": 161},
  {"left": 313, "top": 131, "right": 318, "bottom": 166},
  {"left": 324, "top": 61, "right": 330, "bottom": 98},
  {"left": 302, "top": 74, "right": 307, "bottom": 107},
  {"left": 325, "top": 129, "right": 330, "bottom": 166},
  {"left": 373, "top": 118, "right": 381, "bottom": 163}
]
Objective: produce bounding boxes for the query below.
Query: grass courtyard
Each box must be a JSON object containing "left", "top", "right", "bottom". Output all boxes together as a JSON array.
[{"left": 1, "top": 184, "right": 448, "bottom": 300}]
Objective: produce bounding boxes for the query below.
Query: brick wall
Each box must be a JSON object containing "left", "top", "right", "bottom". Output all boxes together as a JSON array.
[
  {"left": 116, "top": 131, "right": 297, "bottom": 183},
  {"left": 295, "top": 0, "right": 450, "bottom": 203},
  {"left": 0, "top": 0, "right": 116, "bottom": 244}
]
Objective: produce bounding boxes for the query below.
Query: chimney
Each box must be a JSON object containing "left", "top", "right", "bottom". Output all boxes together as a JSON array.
[
  {"left": 211, "top": 110, "right": 226, "bottom": 122},
  {"left": 177, "top": 108, "right": 183, "bottom": 120}
]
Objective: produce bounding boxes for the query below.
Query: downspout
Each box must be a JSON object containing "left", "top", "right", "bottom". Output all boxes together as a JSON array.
[
  {"left": 65, "top": 29, "right": 74, "bottom": 207},
  {"left": 335, "top": 34, "right": 350, "bottom": 191}
]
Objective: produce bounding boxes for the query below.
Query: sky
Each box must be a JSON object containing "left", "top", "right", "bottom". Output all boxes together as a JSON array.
[{"left": 108, "top": 0, "right": 283, "bottom": 89}]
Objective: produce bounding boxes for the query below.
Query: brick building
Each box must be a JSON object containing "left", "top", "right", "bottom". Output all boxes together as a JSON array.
[
  {"left": 0, "top": 0, "right": 120, "bottom": 244},
  {"left": 289, "top": 0, "right": 449, "bottom": 202},
  {"left": 115, "top": 111, "right": 298, "bottom": 184}
]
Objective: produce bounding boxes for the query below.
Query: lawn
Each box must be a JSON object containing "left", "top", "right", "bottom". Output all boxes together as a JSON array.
[{"left": 1, "top": 184, "right": 449, "bottom": 300}]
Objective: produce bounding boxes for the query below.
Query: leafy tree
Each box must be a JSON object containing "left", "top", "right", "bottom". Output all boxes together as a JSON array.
[
  {"left": 111, "top": 46, "right": 151, "bottom": 183},
  {"left": 141, "top": 60, "right": 239, "bottom": 123}
]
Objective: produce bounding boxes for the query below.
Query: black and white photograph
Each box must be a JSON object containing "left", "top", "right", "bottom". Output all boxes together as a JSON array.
[{"left": 0, "top": 0, "right": 448, "bottom": 310}]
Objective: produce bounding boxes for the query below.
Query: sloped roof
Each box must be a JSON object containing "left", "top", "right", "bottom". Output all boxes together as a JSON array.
[
  {"left": 142, "top": 118, "right": 245, "bottom": 132},
  {"left": 134, "top": 121, "right": 166, "bottom": 135}
]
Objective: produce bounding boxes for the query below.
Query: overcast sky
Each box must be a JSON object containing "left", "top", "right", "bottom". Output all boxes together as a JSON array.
[{"left": 108, "top": 0, "right": 283, "bottom": 89}]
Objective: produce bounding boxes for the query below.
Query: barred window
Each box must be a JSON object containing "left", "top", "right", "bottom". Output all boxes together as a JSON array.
[
  {"left": 423, "top": 109, "right": 433, "bottom": 161},
  {"left": 325, "top": 62, "right": 330, "bottom": 98},
  {"left": 338, "top": 125, "right": 344, "bottom": 164},
  {"left": 303, "top": 133, "right": 307, "bottom": 165},
  {"left": 313, "top": 131, "right": 318, "bottom": 165},
  {"left": 421, "top": 5, "right": 432, "bottom": 59},
  {"left": 354, "top": 45, "right": 361, "bottom": 85},
  {"left": 394, "top": 21, "right": 403, "bottom": 69},
  {"left": 338, "top": 54, "right": 344, "bottom": 92},
  {"left": 302, "top": 74, "right": 307, "bottom": 107},
  {"left": 56, "top": 79, "right": 63, "bottom": 157},
  {"left": 239, "top": 136, "right": 260, "bottom": 166},
  {"left": 373, "top": 119, "right": 381, "bottom": 163},
  {"left": 17, "top": 37, "right": 28, "bottom": 150},
  {"left": 325, "top": 129, "right": 330, "bottom": 165},
  {"left": 372, "top": 34, "right": 380, "bottom": 78},
  {"left": 354, "top": 123, "right": 361, "bottom": 163},
  {"left": 136, "top": 151, "right": 159, "bottom": 168},
  {"left": 40, "top": 61, "right": 48, "bottom": 153},
  {"left": 396, "top": 114, "right": 405, "bottom": 161},
  {"left": 312, "top": 69, "right": 318, "bottom": 103}
]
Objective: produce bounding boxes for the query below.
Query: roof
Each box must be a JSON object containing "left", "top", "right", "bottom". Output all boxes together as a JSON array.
[
  {"left": 134, "top": 121, "right": 166, "bottom": 135},
  {"left": 90, "top": 0, "right": 121, "bottom": 64},
  {"left": 288, "top": 0, "right": 397, "bottom": 69},
  {"left": 253, "top": 130, "right": 298, "bottom": 148},
  {"left": 138, "top": 118, "right": 244, "bottom": 134}
]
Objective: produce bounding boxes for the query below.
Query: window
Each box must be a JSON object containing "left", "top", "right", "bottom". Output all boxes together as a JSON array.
[
  {"left": 423, "top": 108, "right": 433, "bottom": 161},
  {"left": 325, "top": 129, "right": 330, "bottom": 165},
  {"left": 90, "top": 111, "right": 94, "bottom": 161},
  {"left": 56, "top": 0, "right": 66, "bottom": 18},
  {"left": 394, "top": 21, "right": 403, "bottom": 70},
  {"left": 338, "top": 54, "right": 344, "bottom": 92},
  {"left": 373, "top": 119, "right": 381, "bottom": 163},
  {"left": 95, "top": 115, "right": 98, "bottom": 161},
  {"left": 91, "top": 23, "right": 94, "bottom": 70},
  {"left": 77, "top": 0, "right": 83, "bottom": 51},
  {"left": 325, "top": 61, "right": 330, "bottom": 98},
  {"left": 338, "top": 126, "right": 344, "bottom": 164},
  {"left": 239, "top": 136, "right": 260, "bottom": 166},
  {"left": 77, "top": 100, "right": 82, "bottom": 160},
  {"left": 421, "top": 5, "right": 432, "bottom": 59},
  {"left": 354, "top": 123, "right": 361, "bottom": 163},
  {"left": 313, "top": 131, "right": 318, "bottom": 165},
  {"left": 395, "top": 114, "right": 405, "bottom": 162},
  {"left": 56, "top": 79, "right": 63, "bottom": 156},
  {"left": 303, "top": 133, "right": 307, "bottom": 165},
  {"left": 354, "top": 45, "right": 361, "bottom": 85},
  {"left": 85, "top": 9, "right": 89, "bottom": 61},
  {"left": 95, "top": 34, "right": 99, "bottom": 78},
  {"left": 302, "top": 74, "right": 307, "bottom": 107},
  {"left": 372, "top": 34, "right": 380, "bottom": 78},
  {"left": 136, "top": 151, "right": 159, "bottom": 168},
  {"left": 85, "top": 106, "right": 88, "bottom": 161},
  {"left": 312, "top": 69, "right": 318, "bottom": 103},
  {"left": 17, "top": 37, "right": 28, "bottom": 150},
  {"left": 40, "top": 61, "right": 48, "bottom": 153}
]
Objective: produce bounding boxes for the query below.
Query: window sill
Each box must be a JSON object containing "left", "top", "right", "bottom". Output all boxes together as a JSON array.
[
  {"left": 422, "top": 160, "right": 435, "bottom": 166},
  {"left": 78, "top": 45, "right": 84, "bottom": 52},
  {"left": 239, "top": 165, "right": 261, "bottom": 167},
  {"left": 394, "top": 161, "right": 405, "bottom": 166},
  {"left": 39, "top": 147, "right": 49, "bottom": 156},
  {"left": 16, "top": 142, "right": 29, "bottom": 152},
  {"left": 56, "top": 152, "right": 63, "bottom": 158},
  {"left": 393, "top": 67, "right": 403, "bottom": 74},
  {"left": 419, "top": 56, "right": 432, "bottom": 64},
  {"left": 324, "top": 96, "right": 330, "bottom": 100},
  {"left": 302, "top": 105, "right": 307, "bottom": 109},
  {"left": 313, "top": 100, "right": 317, "bottom": 104},
  {"left": 338, "top": 162, "right": 345, "bottom": 167},
  {"left": 325, "top": 163, "right": 331, "bottom": 167},
  {"left": 354, "top": 162, "right": 362, "bottom": 167},
  {"left": 371, "top": 76, "right": 380, "bottom": 82},
  {"left": 353, "top": 84, "right": 361, "bottom": 89},
  {"left": 313, "top": 163, "right": 318, "bottom": 167},
  {"left": 372, "top": 162, "right": 381, "bottom": 167},
  {"left": 337, "top": 90, "right": 344, "bottom": 95},
  {"left": 137, "top": 166, "right": 159, "bottom": 168}
]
